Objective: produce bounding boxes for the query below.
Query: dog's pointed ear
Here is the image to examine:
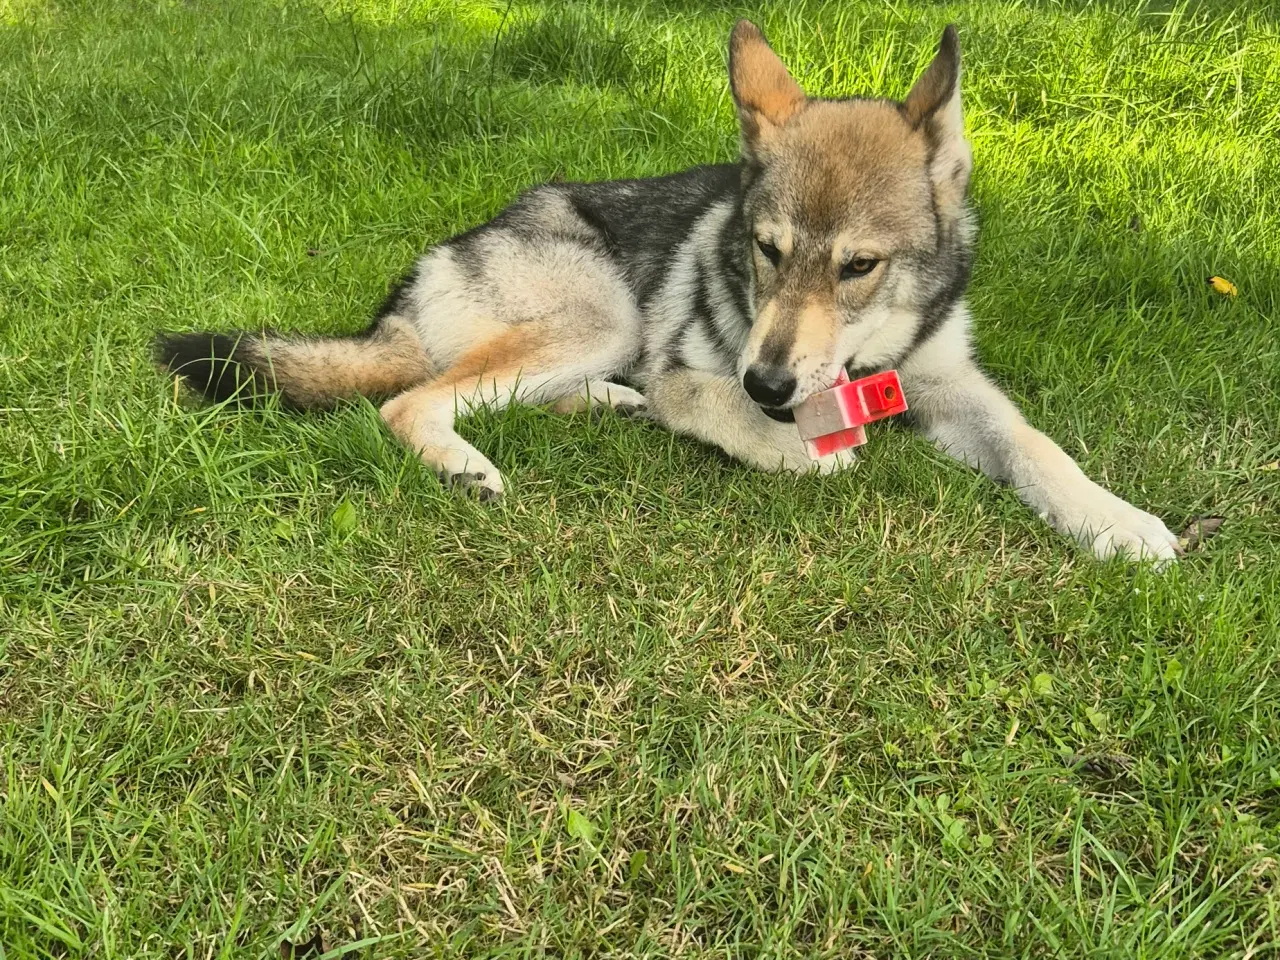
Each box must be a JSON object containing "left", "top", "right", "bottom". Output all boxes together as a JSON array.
[
  {"left": 729, "top": 20, "right": 805, "bottom": 152},
  {"left": 903, "top": 25, "right": 971, "bottom": 201},
  {"left": 903, "top": 25, "right": 961, "bottom": 130}
]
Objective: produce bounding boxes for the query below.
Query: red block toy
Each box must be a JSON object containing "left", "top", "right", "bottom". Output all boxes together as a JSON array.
[{"left": 793, "top": 369, "right": 909, "bottom": 458}]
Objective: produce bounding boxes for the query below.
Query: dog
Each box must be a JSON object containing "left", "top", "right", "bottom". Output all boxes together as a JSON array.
[{"left": 155, "top": 21, "right": 1181, "bottom": 563}]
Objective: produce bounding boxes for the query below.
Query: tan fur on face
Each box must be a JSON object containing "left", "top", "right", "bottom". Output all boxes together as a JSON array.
[
  {"left": 792, "top": 296, "right": 839, "bottom": 367},
  {"left": 743, "top": 291, "right": 840, "bottom": 382},
  {"left": 772, "top": 101, "right": 936, "bottom": 237},
  {"left": 739, "top": 102, "right": 936, "bottom": 386},
  {"left": 743, "top": 298, "right": 781, "bottom": 364}
]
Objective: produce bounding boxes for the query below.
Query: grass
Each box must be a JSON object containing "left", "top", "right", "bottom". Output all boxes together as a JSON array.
[{"left": 1, "top": 0, "right": 1279, "bottom": 955}]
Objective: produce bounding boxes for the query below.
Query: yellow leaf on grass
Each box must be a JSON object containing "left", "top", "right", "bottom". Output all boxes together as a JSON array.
[{"left": 1206, "top": 275, "right": 1238, "bottom": 297}]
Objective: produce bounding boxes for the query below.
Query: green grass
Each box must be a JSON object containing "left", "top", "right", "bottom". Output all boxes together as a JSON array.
[{"left": 2, "top": 0, "right": 1279, "bottom": 955}]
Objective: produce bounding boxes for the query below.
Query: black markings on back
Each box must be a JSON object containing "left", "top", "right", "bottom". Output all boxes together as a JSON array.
[
  {"left": 373, "top": 263, "right": 422, "bottom": 324},
  {"left": 567, "top": 193, "right": 622, "bottom": 258},
  {"left": 444, "top": 219, "right": 498, "bottom": 288},
  {"left": 561, "top": 164, "right": 741, "bottom": 305}
]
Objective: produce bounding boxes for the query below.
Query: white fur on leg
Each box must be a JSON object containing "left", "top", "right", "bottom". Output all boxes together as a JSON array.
[
  {"left": 903, "top": 322, "right": 1180, "bottom": 565},
  {"left": 1012, "top": 425, "right": 1180, "bottom": 564},
  {"left": 550, "top": 380, "right": 648, "bottom": 415}
]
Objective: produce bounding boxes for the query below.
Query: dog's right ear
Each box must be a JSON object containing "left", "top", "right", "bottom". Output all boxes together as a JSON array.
[{"left": 729, "top": 20, "right": 805, "bottom": 153}]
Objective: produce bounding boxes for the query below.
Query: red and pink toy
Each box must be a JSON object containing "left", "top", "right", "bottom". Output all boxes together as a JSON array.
[{"left": 793, "top": 369, "right": 909, "bottom": 458}]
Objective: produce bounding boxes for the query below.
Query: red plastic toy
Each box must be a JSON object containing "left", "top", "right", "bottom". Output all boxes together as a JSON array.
[{"left": 793, "top": 369, "right": 909, "bottom": 458}]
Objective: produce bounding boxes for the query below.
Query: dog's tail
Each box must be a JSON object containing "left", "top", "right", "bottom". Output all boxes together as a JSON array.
[{"left": 153, "top": 317, "right": 432, "bottom": 409}]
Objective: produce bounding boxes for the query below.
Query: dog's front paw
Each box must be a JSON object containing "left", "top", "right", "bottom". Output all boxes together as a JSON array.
[
  {"left": 1060, "top": 490, "right": 1181, "bottom": 566},
  {"left": 435, "top": 450, "right": 505, "bottom": 502},
  {"left": 1088, "top": 505, "right": 1181, "bottom": 565},
  {"left": 762, "top": 433, "right": 856, "bottom": 475},
  {"left": 437, "top": 469, "right": 504, "bottom": 502},
  {"left": 808, "top": 448, "right": 857, "bottom": 476}
]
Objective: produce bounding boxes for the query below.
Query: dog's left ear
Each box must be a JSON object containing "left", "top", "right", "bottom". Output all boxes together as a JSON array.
[
  {"left": 729, "top": 20, "right": 806, "bottom": 153},
  {"left": 903, "top": 25, "right": 972, "bottom": 203}
]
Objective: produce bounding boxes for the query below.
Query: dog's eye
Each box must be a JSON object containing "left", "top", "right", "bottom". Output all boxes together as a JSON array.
[
  {"left": 840, "top": 257, "right": 880, "bottom": 280},
  {"left": 756, "top": 239, "right": 782, "bottom": 267}
]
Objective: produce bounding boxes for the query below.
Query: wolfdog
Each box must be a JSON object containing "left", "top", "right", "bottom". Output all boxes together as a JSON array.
[{"left": 156, "top": 21, "right": 1180, "bottom": 562}]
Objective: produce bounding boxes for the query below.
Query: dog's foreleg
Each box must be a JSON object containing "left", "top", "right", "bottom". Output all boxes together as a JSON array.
[
  {"left": 903, "top": 356, "right": 1180, "bottom": 563},
  {"left": 646, "top": 367, "right": 854, "bottom": 474}
]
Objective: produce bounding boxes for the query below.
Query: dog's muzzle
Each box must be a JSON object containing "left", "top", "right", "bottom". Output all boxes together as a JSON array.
[{"left": 757, "top": 360, "right": 862, "bottom": 423}]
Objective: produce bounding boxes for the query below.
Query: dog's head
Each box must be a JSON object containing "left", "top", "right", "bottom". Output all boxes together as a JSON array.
[{"left": 729, "top": 21, "right": 975, "bottom": 415}]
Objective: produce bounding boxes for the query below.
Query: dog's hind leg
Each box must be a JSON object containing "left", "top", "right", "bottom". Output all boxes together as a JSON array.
[
  {"left": 548, "top": 380, "right": 648, "bottom": 417},
  {"left": 381, "top": 200, "right": 645, "bottom": 497},
  {"left": 380, "top": 323, "right": 633, "bottom": 500}
]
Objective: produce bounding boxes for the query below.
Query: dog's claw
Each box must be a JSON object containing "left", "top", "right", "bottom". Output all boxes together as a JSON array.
[
  {"left": 585, "top": 399, "right": 651, "bottom": 423},
  {"left": 436, "top": 470, "right": 503, "bottom": 501},
  {"left": 614, "top": 401, "right": 650, "bottom": 420}
]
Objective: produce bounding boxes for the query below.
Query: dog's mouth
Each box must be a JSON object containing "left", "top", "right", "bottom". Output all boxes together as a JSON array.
[{"left": 753, "top": 362, "right": 857, "bottom": 423}]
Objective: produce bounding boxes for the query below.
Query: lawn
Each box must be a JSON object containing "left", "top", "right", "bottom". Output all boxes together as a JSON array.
[{"left": 2, "top": 0, "right": 1279, "bottom": 956}]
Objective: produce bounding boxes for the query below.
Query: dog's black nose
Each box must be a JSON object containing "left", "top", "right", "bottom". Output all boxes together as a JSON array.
[{"left": 743, "top": 367, "right": 797, "bottom": 408}]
